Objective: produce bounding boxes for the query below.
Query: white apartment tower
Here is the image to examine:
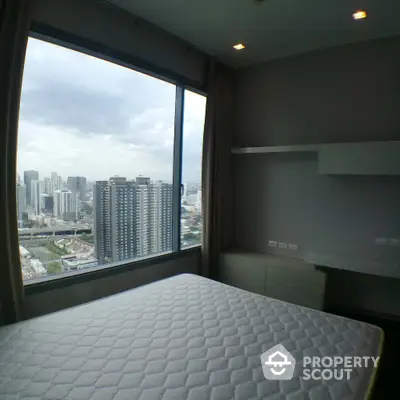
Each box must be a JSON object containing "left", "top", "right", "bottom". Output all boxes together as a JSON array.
[
  {"left": 43, "top": 177, "right": 54, "bottom": 195},
  {"left": 53, "top": 189, "right": 78, "bottom": 221},
  {"left": 30, "top": 180, "right": 45, "bottom": 215},
  {"left": 195, "top": 188, "right": 202, "bottom": 212},
  {"left": 51, "top": 172, "right": 63, "bottom": 191}
]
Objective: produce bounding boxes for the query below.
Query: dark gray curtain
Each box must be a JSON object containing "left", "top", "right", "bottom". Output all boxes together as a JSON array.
[
  {"left": 0, "top": 0, "right": 31, "bottom": 323},
  {"left": 201, "top": 62, "right": 234, "bottom": 279}
]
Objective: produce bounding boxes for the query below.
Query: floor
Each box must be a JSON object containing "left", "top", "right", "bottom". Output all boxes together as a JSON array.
[{"left": 328, "top": 309, "right": 400, "bottom": 399}]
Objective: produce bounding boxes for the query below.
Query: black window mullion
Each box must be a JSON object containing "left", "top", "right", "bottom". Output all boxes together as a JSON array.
[{"left": 172, "top": 86, "right": 184, "bottom": 252}]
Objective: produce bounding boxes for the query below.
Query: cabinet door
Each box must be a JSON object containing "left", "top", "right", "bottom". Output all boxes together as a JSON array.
[
  {"left": 318, "top": 142, "right": 400, "bottom": 175},
  {"left": 219, "top": 253, "right": 266, "bottom": 295},
  {"left": 265, "top": 264, "right": 326, "bottom": 310}
]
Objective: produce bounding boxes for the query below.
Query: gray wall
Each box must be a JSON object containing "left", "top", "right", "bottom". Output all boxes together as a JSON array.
[
  {"left": 25, "top": 250, "right": 200, "bottom": 319},
  {"left": 234, "top": 36, "right": 400, "bottom": 147},
  {"left": 233, "top": 36, "right": 400, "bottom": 316}
]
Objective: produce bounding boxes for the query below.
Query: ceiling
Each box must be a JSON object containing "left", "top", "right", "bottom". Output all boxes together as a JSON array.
[{"left": 109, "top": 0, "right": 400, "bottom": 68}]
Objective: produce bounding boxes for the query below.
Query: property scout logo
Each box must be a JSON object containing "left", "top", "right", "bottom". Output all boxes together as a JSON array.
[
  {"left": 261, "top": 344, "right": 379, "bottom": 381},
  {"left": 261, "top": 344, "right": 296, "bottom": 380}
]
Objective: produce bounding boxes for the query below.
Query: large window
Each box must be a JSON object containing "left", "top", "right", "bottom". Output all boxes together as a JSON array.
[
  {"left": 181, "top": 90, "right": 206, "bottom": 248},
  {"left": 16, "top": 37, "right": 205, "bottom": 282}
]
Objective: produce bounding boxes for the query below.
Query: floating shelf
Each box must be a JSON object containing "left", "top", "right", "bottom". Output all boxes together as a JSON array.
[
  {"left": 232, "top": 141, "right": 400, "bottom": 175},
  {"left": 232, "top": 144, "right": 319, "bottom": 154}
]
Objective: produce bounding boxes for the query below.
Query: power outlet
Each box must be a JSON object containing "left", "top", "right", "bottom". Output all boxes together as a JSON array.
[
  {"left": 288, "top": 243, "right": 299, "bottom": 251},
  {"left": 278, "top": 242, "right": 288, "bottom": 249},
  {"left": 268, "top": 240, "right": 278, "bottom": 248}
]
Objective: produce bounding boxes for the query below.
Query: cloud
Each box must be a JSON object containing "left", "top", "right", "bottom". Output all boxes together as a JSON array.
[
  {"left": 21, "top": 80, "right": 128, "bottom": 134},
  {"left": 17, "top": 120, "right": 174, "bottom": 182},
  {"left": 18, "top": 37, "right": 206, "bottom": 183}
]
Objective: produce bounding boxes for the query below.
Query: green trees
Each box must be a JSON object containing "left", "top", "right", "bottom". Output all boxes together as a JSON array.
[
  {"left": 45, "top": 242, "right": 68, "bottom": 256},
  {"left": 183, "top": 232, "right": 201, "bottom": 241},
  {"left": 80, "top": 233, "right": 94, "bottom": 244},
  {"left": 47, "top": 262, "right": 62, "bottom": 274}
]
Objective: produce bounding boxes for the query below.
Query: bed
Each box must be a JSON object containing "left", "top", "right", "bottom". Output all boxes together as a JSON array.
[{"left": 0, "top": 274, "right": 383, "bottom": 400}]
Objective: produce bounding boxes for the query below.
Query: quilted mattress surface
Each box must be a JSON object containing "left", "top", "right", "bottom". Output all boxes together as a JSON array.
[{"left": 0, "top": 274, "right": 382, "bottom": 400}]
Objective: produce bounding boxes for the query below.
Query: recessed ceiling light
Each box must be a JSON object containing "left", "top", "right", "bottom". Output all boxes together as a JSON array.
[
  {"left": 352, "top": 10, "right": 367, "bottom": 20},
  {"left": 233, "top": 43, "right": 246, "bottom": 51}
]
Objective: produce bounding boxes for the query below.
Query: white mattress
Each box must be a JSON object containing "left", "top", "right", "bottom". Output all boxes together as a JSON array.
[{"left": 0, "top": 274, "right": 383, "bottom": 400}]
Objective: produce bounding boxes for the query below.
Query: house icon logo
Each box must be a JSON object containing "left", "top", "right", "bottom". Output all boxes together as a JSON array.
[{"left": 261, "top": 344, "right": 296, "bottom": 380}]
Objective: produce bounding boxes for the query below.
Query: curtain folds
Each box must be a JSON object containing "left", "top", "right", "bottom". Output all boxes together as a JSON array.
[
  {"left": 0, "top": 0, "right": 31, "bottom": 323},
  {"left": 201, "top": 62, "right": 234, "bottom": 279}
]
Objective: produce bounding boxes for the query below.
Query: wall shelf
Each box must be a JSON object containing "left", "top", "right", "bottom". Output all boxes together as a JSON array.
[
  {"left": 232, "top": 141, "right": 400, "bottom": 175},
  {"left": 232, "top": 144, "right": 319, "bottom": 154}
]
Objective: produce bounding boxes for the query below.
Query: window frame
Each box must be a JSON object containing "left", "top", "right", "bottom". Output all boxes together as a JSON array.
[{"left": 19, "top": 24, "right": 206, "bottom": 292}]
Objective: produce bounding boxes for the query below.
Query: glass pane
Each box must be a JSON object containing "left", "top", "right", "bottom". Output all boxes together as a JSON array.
[
  {"left": 181, "top": 90, "right": 206, "bottom": 248},
  {"left": 17, "top": 37, "right": 175, "bottom": 281}
]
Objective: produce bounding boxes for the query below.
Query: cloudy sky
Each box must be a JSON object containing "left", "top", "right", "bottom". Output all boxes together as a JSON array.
[{"left": 17, "top": 37, "right": 206, "bottom": 184}]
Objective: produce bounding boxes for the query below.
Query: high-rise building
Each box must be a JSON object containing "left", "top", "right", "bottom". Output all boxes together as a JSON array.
[
  {"left": 136, "top": 176, "right": 151, "bottom": 185},
  {"left": 31, "top": 181, "right": 38, "bottom": 214},
  {"left": 40, "top": 193, "right": 54, "bottom": 214},
  {"left": 93, "top": 181, "right": 110, "bottom": 265},
  {"left": 16, "top": 184, "right": 26, "bottom": 225},
  {"left": 42, "top": 195, "right": 54, "bottom": 214},
  {"left": 195, "top": 188, "right": 202, "bottom": 211},
  {"left": 135, "top": 181, "right": 173, "bottom": 256},
  {"left": 109, "top": 177, "right": 137, "bottom": 262},
  {"left": 56, "top": 176, "right": 63, "bottom": 190},
  {"left": 67, "top": 176, "right": 87, "bottom": 202},
  {"left": 43, "top": 177, "right": 53, "bottom": 195},
  {"left": 182, "top": 182, "right": 188, "bottom": 200},
  {"left": 94, "top": 176, "right": 172, "bottom": 265},
  {"left": 151, "top": 181, "right": 173, "bottom": 253},
  {"left": 24, "top": 170, "right": 39, "bottom": 206},
  {"left": 51, "top": 172, "right": 63, "bottom": 191},
  {"left": 51, "top": 172, "right": 58, "bottom": 188},
  {"left": 53, "top": 189, "right": 78, "bottom": 221},
  {"left": 40, "top": 194, "right": 48, "bottom": 213},
  {"left": 30, "top": 180, "right": 45, "bottom": 215}
]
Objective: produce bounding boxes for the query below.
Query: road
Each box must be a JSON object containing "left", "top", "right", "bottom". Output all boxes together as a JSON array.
[{"left": 18, "top": 225, "right": 92, "bottom": 237}]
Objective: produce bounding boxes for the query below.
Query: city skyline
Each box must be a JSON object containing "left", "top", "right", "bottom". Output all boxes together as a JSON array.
[
  {"left": 17, "top": 171, "right": 201, "bottom": 280},
  {"left": 17, "top": 170, "right": 201, "bottom": 187},
  {"left": 17, "top": 37, "right": 206, "bottom": 183}
]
